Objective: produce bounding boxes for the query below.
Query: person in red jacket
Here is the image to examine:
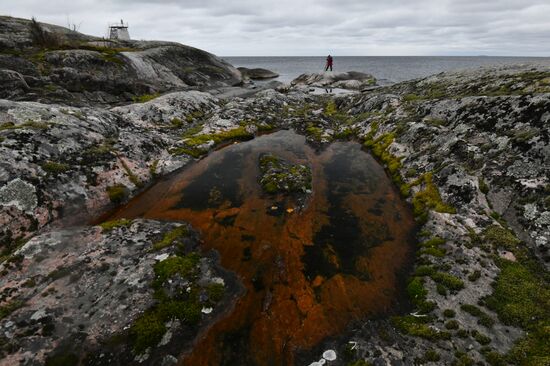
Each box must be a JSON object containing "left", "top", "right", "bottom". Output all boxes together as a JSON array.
[{"left": 325, "top": 55, "right": 333, "bottom": 71}]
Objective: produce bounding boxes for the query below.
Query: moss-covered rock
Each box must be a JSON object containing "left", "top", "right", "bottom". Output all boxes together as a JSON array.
[{"left": 258, "top": 153, "right": 312, "bottom": 195}]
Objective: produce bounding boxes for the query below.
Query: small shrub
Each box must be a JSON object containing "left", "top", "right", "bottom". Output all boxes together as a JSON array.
[
  {"left": 456, "top": 329, "right": 469, "bottom": 338},
  {"left": 468, "top": 270, "right": 481, "bottom": 282},
  {"left": 323, "top": 100, "right": 338, "bottom": 116},
  {"left": 424, "top": 349, "right": 441, "bottom": 362},
  {"left": 479, "top": 177, "right": 489, "bottom": 194},
  {"left": 170, "top": 118, "right": 184, "bottom": 128},
  {"left": 149, "top": 160, "right": 159, "bottom": 177},
  {"left": 207, "top": 283, "right": 225, "bottom": 303},
  {"left": 431, "top": 272, "right": 464, "bottom": 292},
  {"left": 453, "top": 353, "right": 475, "bottom": 366},
  {"left": 436, "top": 283, "right": 447, "bottom": 296},
  {"left": 460, "top": 304, "right": 494, "bottom": 327},
  {"left": 445, "top": 320, "right": 459, "bottom": 330},
  {"left": 403, "top": 94, "right": 421, "bottom": 102},
  {"left": 106, "top": 184, "right": 127, "bottom": 204},
  {"left": 472, "top": 330, "right": 491, "bottom": 345},
  {"left": 407, "top": 276, "right": 428, "bottom": 301},
  {"left": 306, "top": 124, "right": 324, "bottom": 141},
  {"left": 415, "top": 265, "right": 436, "bottom": 277},
  {"left": 443, "top": 309, "right": 456, "bottom": 318},
  {"left": 29, "top": 17, "right": 61, "bottom": 48},
  {"left": 481, "top": 349, "right": 506, "bottom": 366}
]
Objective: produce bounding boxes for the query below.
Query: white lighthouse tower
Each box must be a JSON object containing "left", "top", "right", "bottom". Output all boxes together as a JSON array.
[{"left": 109, "top": 20, "right": 130, "bottom": 41}]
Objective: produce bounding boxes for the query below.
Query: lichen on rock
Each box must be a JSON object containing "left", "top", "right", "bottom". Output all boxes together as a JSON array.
[{"left": 0, "top": 178, "right": 37, "bottom": 213}]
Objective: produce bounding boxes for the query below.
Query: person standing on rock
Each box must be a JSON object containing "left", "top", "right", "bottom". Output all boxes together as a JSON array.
[{"left": 325, "top": 55, "right": 333, "bottom": 72}]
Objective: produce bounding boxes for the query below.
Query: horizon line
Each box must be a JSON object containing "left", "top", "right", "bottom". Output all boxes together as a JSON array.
[{"left": 221, "top": 55, "right": 550, "bottom": 58}]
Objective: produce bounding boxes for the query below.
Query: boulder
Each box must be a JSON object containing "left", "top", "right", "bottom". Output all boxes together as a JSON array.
[
  {"left": 291, "top": 71, "right": 377, "bottom": 90},
  {"left": 0, "top": 220, "right": 238, "bottom": 365},
  {"left": 238, "top": 67, "right": 279, "bottom": 80},
  {"left": 0, "top": 69, "right": 29, "bottom": 98},
  {"left": 0, "top": 16, "right": 243, "bottom": 106}
]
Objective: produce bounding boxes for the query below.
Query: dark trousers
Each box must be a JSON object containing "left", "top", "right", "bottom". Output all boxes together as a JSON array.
[{"left": 325, "top": 64, "right": 333, "bottom": 71}]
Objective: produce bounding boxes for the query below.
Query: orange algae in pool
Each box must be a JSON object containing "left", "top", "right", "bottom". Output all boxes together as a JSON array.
[{"left": 107, "top": 130, "right": 417, "bottom": 366}]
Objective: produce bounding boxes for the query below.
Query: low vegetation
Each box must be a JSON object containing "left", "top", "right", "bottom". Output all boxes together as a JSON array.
[
  {"left": 173, "top": 126, "right": 253, "bottom": 158},
  {"left": 106, "top": 184, "right": 127, "bottom": 204},
  {"left": 42, "top": 161, "right": 70, "bottom": 174},
  {"left": 152, "top": 225, "right": 189, "bottom": 251},
  {"left": 391, "top": 315, "right": 450, "bottom": 341},
  {"left": 132, "top": 93, "right": 161, "bottom": 103},
  {"left": 99, "top": 219, "right": 132, "bottom": 232}
]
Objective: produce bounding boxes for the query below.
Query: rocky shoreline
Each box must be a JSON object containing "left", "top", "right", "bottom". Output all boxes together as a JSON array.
[{"left": 0, "top": 16, "right": 549, "bottom": 366}]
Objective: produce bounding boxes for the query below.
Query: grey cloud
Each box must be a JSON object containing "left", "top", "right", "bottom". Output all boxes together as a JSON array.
[{"left": 2, "top": 0, "right": 550, "bottom": 56}]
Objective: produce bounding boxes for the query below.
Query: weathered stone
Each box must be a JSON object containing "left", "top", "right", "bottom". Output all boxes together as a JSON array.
[
  {"left": 0, "top": 178, "right": 37, "bottom": 213},
  {"left": 238, "top": 67, "right": 279, "bottom": 80},
  {"left": 292, "top": 71, "right": 377, "bottom": 90}
]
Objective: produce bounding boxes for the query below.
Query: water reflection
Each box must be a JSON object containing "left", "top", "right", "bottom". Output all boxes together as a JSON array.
[{"left": 108, "top": 130, "right": 416, "bottom": 366}]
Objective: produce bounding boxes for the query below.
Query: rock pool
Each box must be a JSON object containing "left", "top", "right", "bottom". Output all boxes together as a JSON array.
[{"left": 107, "top": 130, "right": 417, "bottom": 366}]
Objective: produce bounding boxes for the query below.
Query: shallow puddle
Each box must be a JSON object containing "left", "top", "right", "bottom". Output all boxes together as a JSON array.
[{"left": 108, "top": 130, "right": 417, "bottom": 366}]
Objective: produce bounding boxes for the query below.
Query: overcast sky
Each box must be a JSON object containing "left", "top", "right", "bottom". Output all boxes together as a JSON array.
[{"left": 3, "top": 0, "right": 550, "bottom": 56}]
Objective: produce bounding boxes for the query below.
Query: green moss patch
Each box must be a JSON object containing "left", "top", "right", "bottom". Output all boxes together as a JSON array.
[
  {"left": 411, "top": 173, "right": 456, "bottom": 222},
  {"left": 153, "top": 254, "right": 200, "bottom": 284},
  {"left": 170, "top": 146, "right": 207, "bottom": 158},
  {"left": 363, "top": 129, "right": 412, "bottom": 198},
  {"left": 419, "top": 237, "right": 447, "bottom": 257},
  {"left": 305, "top": 124, "right": 324, "bottom": 142},
  {"left": 443, "top": 309, "right": 456, "bottom": 318},
  {"left": 472, "top": 330, "right": 491, "bottom": 345},
  {"left": 0, "top": 300, "right": 24, "bottom": 320},
  {"left": 175, "top": 126, "right": 253, "bottom": 158},
  {"left": 130, "top": 310, "right": 168, "bottom": 354},
  {"left": 42, "top": 161, "right": 70, "bottom": 174},
  {"left": 482, "top": 225, "right": 520, "bottom": 251},
  {"left": 258, "top": 153, "right": 312, "bottom": 194},
  {"left": 99, "top": 219, "right": 132, "bottom": 232},
  {"left": 207, "top": 283, "right": 225, "bottom": 303},
  {"left": 445, "top": 319, "right": 459, "bottom": 330},
  {"left": 431, "top": 272, "right": 464, "bottom": 293},
  {"left": 484, "top": 259, "right": 548, "bottom": 329},
  {"left": 132, "top": 93, "right": 161, "bottom": 103},
  {"left": 131, "top": 252, "right": 200, "bottom": 353},
  {"left": 506, "top": 326, "right": 550, "bottom": 366},
  {"left": 460, "top": 304, "right": 495, "bottom": 328},
  {"left": 152, "top": 225, "right": 189, "bottom": 251},
  {"left": 106, "top": 184, "right": 127, "bottom": 204},
  {"left": 183, "top": 126, "right": 252, "bottom": 147},
  {"left": 0, "top": 120, "right": 49, "bottom": 131},
  {"left": 391, "top": 315, "right": 450, "bottom": 340},
  {"left": 118, "top": 158, "right": 143, "bottom": 188}
]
